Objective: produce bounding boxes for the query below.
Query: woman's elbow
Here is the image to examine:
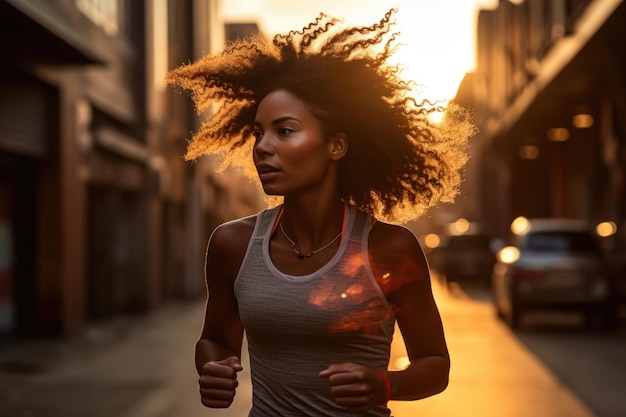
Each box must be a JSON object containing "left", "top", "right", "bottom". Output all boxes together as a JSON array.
[{"left": 428, "top": 356, "right": 451, "bottom": 397}]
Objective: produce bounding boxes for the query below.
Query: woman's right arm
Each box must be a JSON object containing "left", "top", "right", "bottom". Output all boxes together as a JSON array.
[{"left": 195, "top": 216, "right": 255, "bottom": 408}]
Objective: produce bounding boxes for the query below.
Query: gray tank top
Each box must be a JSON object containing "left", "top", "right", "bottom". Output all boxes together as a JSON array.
[{"left": 234, "top": 204, "right": 396, "bottom": 417}]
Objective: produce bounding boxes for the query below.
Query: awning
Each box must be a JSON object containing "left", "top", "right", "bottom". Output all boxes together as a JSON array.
[
  {"left": 487, "top": 0, "right": 625, "bottom": 148},
  {"left": 0, "top": 0, "right": 106, "bottom": 65}
]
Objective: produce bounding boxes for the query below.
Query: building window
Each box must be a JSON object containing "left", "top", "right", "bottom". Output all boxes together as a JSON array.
[{"left": 76, "top": 0, "right": 119, "bottom": 36}]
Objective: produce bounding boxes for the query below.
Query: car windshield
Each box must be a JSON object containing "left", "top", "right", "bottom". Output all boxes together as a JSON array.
[{"left": 524, "top": 231, "right": 601, "bottom": 255}]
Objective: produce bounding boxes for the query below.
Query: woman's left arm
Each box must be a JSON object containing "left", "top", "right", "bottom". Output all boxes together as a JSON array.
[
  {"left": 370, "top": 222, "right": 450, "bottom": 401},
  {"left": 319, "top": 223, "right": 449, "bottom": 412}
]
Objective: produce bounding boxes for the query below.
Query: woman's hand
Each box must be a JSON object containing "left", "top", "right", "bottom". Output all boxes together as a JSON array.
[
  {"left": 198, "top": 356, "right": 243, "bottom": 408},
  {"left": 319, "top": 363, "right": 389, "bottom": 413}
]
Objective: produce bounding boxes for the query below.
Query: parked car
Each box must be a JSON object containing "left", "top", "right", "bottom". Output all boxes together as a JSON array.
[
  {"left": 426, "top": 220, "right": 497, "bottom": 286},
  {"left": 492, "top": 218, "right": 618, "bottom": 329}
]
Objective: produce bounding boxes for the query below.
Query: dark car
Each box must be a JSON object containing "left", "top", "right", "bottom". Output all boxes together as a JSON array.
[
  {"left": 441, "top": 233, "right": 496, "bottom": 284},
  {"left": 491, "top": 218, "right": 618, "bottom": 329},
  {"left": 426, "top": 220, "right": 496, "bottom": 286}
]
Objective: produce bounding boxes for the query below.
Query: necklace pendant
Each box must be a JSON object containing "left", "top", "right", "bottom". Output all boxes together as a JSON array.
[{"left": 279, "top": 220, "right": 341, "bottom": 260}]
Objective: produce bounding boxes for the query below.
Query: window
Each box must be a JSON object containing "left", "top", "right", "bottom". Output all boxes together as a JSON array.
[
  {"left": 76, "top": 0, "right": 119, "bottom": 36},
  {"left": 525, "top": 231, "right": 600, "bottom": 254}
]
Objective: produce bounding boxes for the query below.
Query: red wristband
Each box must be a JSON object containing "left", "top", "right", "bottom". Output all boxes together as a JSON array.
[{"left": 373, "top": 369, "right": 392, "bottom": 404}]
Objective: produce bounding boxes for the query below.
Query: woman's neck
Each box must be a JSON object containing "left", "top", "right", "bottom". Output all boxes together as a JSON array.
[{"left": 279, "top": 196, "right": 345, "bottom": 251}]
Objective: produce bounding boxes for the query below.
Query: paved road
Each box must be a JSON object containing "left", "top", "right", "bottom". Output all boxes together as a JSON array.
[
  {"left": 516, "top": 321, "right": 626, "bottom": 417},
  {"left": 459, "top": 282, "right": 626, "bottom": 417},
  {"left": 0, "top": 278, "right": 597, "bottom": 417},
  {"left": 388, "top": 280, "right": 596, "bottom": 417}
]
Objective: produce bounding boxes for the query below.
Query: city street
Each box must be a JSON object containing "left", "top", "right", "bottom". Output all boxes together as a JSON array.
[
  {"left": 0, "top": 276, "right": 618, "bottom": 417},
  {"left": 3, "top": 2, "right": 626, "bottom": 416},
  {"left": 3, "top": 2, "right": 626, "bottom": 417}
]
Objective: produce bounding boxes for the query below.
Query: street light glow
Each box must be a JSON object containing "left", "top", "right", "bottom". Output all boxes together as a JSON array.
[
  {"left": 424, "top": 233, "right": 441, "bottom": 249},
  {"left": 519, "top": 145, "right": 539, "bottom": 160},
  {"left": 497, "top": 246, "right": 520, "bottom": 264},
  {"left": 511, "top": 216, "right": 529, "bottom": 235},
  {"left": 572, "top": 113, "right": 594, "bottom": 129},
  {"left": 596, "top": 221, "right": 617, "bottom": 237},
  {"left": 547, "top": 127, "right": 570, "bottom": 142}
]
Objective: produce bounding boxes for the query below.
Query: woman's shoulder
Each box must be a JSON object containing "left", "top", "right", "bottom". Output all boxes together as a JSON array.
[
  {"left": 368, "top": 220, "right": 426, "bottom": 265},
  {"left": 205, "top": 214, "right": 259, "bottom": 279},
  {"left": 210, "top": 214, "right": 258, "bottom": 251},
  {"left": 368, "top": 220, "right": 430, "bottom": 294},
  {"left": 209, "top": 205, "right": 280, "bottom": 253},
  {"left": 369, "top": 220, "right": 419, "bottom": 248}
]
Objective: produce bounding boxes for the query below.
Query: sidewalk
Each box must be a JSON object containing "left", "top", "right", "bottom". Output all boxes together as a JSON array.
[
  {"left": 0, "top": 301, "right": 213, "bottom": 417},
  {"left": 387, "top": 281, "right": 597, "bottom": 417},
  {"left": 0, "top": 280, "right": 597, "bottom": 417}
]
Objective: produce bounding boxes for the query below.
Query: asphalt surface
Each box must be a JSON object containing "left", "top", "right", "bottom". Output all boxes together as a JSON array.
[{"left": 0, "top": 278, "right": 597, "bottom": 417}]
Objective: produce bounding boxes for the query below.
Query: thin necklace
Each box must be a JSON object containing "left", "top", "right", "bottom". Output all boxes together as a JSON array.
[{"left": 278, "top": 222, "right": 342, "bottom": 259}]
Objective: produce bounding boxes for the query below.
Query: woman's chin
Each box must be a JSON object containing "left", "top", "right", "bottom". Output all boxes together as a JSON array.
[{"left": 260, "top": 185, "right": 282, "bottom": 196}]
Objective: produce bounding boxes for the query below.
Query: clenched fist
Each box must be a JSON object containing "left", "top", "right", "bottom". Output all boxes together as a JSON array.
[
  {"left": 319, "top": 363, "right": 389, "bottom": 413},
  {"left": 198, "top": 356, "right": 243, "bottom": 408}
]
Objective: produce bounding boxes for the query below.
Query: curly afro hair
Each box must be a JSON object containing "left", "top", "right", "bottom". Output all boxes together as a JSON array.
[{"left": 166, "top": 9, "right": 475, "bottom": 223}]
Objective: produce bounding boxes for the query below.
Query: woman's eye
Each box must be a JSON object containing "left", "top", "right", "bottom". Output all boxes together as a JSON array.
[
  {"left": 277, "top": 127, "right": 293, "bottom": 136},
  {"left": 252, "top": 130, "right": 263, "bottom": 140}
]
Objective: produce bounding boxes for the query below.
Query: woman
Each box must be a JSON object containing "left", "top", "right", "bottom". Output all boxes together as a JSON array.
[{"left": 167, "top": 9, "right": 473, "bottom": 417}]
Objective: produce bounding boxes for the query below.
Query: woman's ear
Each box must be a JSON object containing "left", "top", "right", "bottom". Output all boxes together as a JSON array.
[{"left": 328, "top": 133, "right": 348, "bottom": 160}]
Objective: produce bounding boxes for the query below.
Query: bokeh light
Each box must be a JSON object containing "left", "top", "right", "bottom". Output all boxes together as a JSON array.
[
  {"left": 424, "top": 233, "right": 441, "bottom": 249},
  {"left": 572, "top": 113, "right": 594, "bottom": 129},
  {"left": 510, "top": 216, "right": 529, "bottom": 235},
  {"left": 497, "top": 246, "right": 520, "bottom": 264},
  {"left": 519, "top": 145, "right": 539, "bottom": 160},
  {"left": 596, "top": 221, "right": 617, "bottom": 237},
  {"left": 547, "top": 127, "right": 570, "bottom": 142},
  {"left": 448, "top": 218, "right": 470, "bottom": 235}
]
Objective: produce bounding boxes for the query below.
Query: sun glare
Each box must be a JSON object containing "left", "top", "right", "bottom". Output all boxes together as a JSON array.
[
  {"left": 389, "top": 2, "right": 477, "bottom": 103},
  {"left": 223, "top": 0, "right": 497, "bottom": 103}
]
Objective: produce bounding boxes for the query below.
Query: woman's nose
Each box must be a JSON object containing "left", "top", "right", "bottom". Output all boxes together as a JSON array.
[{"left": 253, "top": 133, "right": 274, "bottom": 156}]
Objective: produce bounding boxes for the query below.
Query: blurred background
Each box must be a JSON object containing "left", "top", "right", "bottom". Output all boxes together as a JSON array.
[{"left": 0, "top": 1, "right": 625, "bottom": 416}]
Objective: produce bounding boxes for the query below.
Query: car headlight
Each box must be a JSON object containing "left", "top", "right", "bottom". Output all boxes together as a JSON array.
[{"left": 497, "top": 246, "right": 520, "bottom": 264}]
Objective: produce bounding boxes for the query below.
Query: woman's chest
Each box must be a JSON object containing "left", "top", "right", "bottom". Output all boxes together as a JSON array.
[{"left": 236, "top": 267, "right": 392, "bottom": 340}]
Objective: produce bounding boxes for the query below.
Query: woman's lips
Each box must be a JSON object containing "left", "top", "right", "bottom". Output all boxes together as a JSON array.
[{"left": 256, "top": 163, "right": 280, "bottom": 180}]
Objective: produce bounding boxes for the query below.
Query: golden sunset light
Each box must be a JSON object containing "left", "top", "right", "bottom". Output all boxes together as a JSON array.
[
  {"left": 224, "top": 0, "right": 499, "bottom": 102},
  {"left": 5, "top": 2, "right": 625, "bottom": 416}
]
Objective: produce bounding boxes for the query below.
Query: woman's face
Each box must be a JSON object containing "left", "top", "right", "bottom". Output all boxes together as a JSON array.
[{"left": 253, "top": 89, "right": 341, "bottom": 196}]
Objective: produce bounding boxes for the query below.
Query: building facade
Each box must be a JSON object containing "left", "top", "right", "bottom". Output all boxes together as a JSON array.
[
  {"left": 457, "top": 0, "right": 626, "bottom": 256},
  {"left": 0, "top": 0, "right": 264, "bottom": 339}
]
